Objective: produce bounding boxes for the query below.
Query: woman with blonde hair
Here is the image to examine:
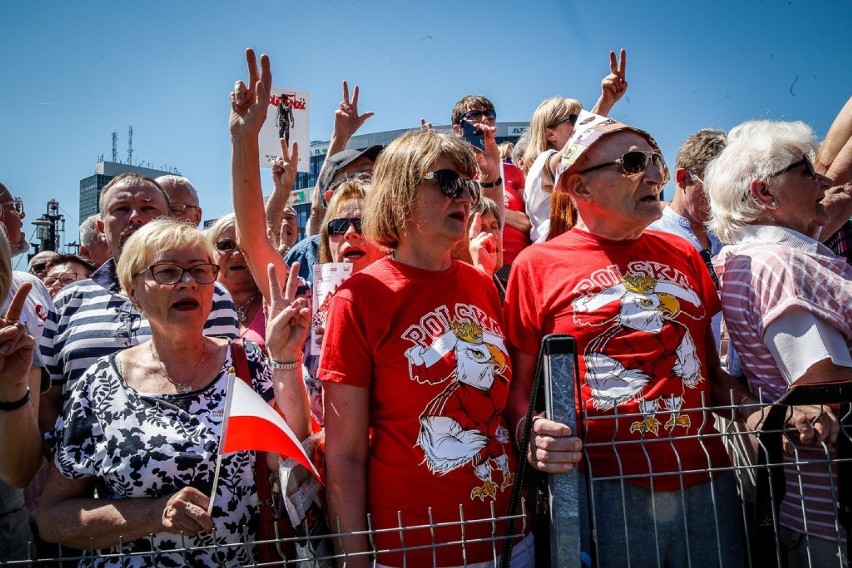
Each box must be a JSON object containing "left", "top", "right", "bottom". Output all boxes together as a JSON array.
[
  {"left": 38, "top": 219, "right": 311, "bottom": 566},
  {"left": 321, "top": 129, "right": 529, "bottom": 566}
]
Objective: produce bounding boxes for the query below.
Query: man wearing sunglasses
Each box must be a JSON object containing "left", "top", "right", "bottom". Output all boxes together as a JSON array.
[
  {"left": 504, "top": 112, "right": 747, "bottom": 566},
  {"left": 38, "top": 173, "right": 239, "bottom": 436},
  {"left": 155, "top": 175, "right": 203, "bottom": 227}
]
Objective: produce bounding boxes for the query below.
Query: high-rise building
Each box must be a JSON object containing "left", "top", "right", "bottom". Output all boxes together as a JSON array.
[{"left": 79, "top": 161, "right": 180, "bottom": 220}]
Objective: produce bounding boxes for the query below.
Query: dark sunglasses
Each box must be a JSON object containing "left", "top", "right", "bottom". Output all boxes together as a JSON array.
[
  {"left": 214, "top": 239, "right": 238, "bottom": 253},
  {"left": 547, "top": 114, "right": 578, "bottom": 129},
  {"left": 462, "top": 109, "right": 496, "bottom": 122},
  {"left": 327, "top": 217, "right": 363, "bottom": 236},
  {"left": 578, "top": 150, "right": 670, "bottom": 182},
  {"left": 423, "top": 170, "right": 481, "bottom": 204},
  {"left": 768, "top": 154, "right": 817, "bottom": 180}
]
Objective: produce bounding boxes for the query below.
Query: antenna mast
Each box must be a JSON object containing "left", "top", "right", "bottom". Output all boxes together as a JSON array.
[{"left": 128, "top": 126, "right": 133, "bottom": 165}]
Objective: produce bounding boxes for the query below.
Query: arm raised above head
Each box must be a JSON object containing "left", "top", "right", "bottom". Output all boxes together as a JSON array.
[{"left": 230, "top": 48, "right": 290, "bottom": 303}]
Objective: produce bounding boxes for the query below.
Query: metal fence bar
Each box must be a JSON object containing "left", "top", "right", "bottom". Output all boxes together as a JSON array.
[{"left": 541, "top": 335, "right": 582, "bottom": 567}]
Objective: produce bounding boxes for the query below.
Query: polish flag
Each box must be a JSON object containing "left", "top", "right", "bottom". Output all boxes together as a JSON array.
[{"left": 221, "top": 374, "right": 321, "bottom": 481}]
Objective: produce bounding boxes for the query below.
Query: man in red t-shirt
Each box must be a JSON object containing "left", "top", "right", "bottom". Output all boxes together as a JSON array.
[{"left": 504, "top": 111, "right": 749, "bottom": 566}]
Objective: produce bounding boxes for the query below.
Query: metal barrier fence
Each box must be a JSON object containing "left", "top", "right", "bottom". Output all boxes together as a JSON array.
[{"left": 3, "top": 344, "right": 850, "bottom": 567}]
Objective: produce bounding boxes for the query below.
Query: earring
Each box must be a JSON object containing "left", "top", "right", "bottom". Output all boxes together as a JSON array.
[{"left": 771, "top": 201, "right": 777, "bottom": 208}]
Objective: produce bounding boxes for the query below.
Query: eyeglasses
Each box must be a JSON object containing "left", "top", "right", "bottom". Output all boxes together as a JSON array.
[
  {"left": 0, "top": 197, "right": 24, "bottom": 216},
  {"left": 327, "top": 217, "right": 363, "bottom": 237},
  {"left": 578, "top": 150, "right": 670, "bottom": 183},
  {"left": 687, "top": 170, "right": 704, "bottom": 184},
  {"left": 214, "top": 239, "right": 238, "bottom": 253},
  {"left": 171, "top": 204, "right": 200, "bottom": 215},
  {"left": 547, "top": 114, "right": 578, "bottom": 129},
  {"left": 423, "top": 170, "right": 481, "bottom": 204},
  {"left": 145, "top": 263, "right": 219, "bottom": 285},
  {"left": 462, "top": 109, "right": 496, "bottom": 123},
  {"left": 767, "top": 154, "right": 817, "bottom": 180},
  {"left": 44, "top": 273, "right": 79, "bottom": 287}
]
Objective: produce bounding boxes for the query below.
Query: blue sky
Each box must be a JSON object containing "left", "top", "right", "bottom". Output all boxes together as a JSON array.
[{"left": 1, "top": 0, "right": 850, "bottom": 266}]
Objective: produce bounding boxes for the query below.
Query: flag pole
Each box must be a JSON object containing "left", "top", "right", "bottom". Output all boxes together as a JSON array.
[{"left": 208, "top": 366, "right": 237, "bottom": 517}]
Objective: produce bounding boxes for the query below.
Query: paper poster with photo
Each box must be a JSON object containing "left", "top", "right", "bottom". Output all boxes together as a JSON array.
[
  {"left": 311, "top": 263, "right": 353, "bottom": 355},
  {"left": 260, "top": 87, "right": 310, "bottom": 172}
]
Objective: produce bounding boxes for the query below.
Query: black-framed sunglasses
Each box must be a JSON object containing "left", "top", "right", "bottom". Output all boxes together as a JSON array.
[
  {"left": 327, "top": 217, "right": 363, "bottom": 237},
  {"left": 0, "top": 196, "right": 24, "bottom": 216},
  {"left": 423, "top": 170, "right": 481, "bottom": 204},
  {"left": 547, "top": 114, "right": 578, "bottom": 129},
  {"left": 462, "top": 109, "right": 496, "bottom": 123},
  {"left": 145, "top": 263, "right": 219, "bottom": 285},
  {"left": 578, "top": 150, "right": 670, "bottom": 183},
  {"left": 214, "top": 239, "right": 238, "bottom": 253},
  {"left": 768, "top": 154, "right": 817, "bottom": 180}
]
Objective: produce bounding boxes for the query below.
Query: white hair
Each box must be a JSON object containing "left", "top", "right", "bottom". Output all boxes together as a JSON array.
[
  {"left": 705, "top": 120, "right": 819, "bottom": 243},
  {"left": 79, "top": 214, "right": 101, "bottom": 246},
  {"left": 155, "top": 175, "right": 198, "bottom": 200}
]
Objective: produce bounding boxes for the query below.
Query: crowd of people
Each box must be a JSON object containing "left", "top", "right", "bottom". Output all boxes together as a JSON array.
[{"left": 0, "top": 46, "right": 849, "bottom": 567}]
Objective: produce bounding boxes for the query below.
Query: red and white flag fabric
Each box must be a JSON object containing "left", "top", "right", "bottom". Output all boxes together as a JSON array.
[{"left": 221, "top": 373, "right": 321, "bottom": 481}]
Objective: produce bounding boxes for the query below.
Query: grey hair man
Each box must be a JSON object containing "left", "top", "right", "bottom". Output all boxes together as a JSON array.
[
  {"left": 155, "top": 175, "right": 202, "bottom": 226},
  {"left": 38, "top": 173, "right": 238, "bottom": 436},
  {"left": 79, "top": 214, "right": 111, "bottom": 268}
]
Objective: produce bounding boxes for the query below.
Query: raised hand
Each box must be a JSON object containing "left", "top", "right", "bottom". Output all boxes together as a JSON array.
[
  {"left": 594, "top": 49, "right": 628, "bottom": 116},
  {"left": 334, "top": 80, "right": 374, "bottom": 141},
  {"left": 264, "top": 262, "right": 311, "bottom": 363},
  {"left": 475, "top": 123, "right": 501, "bottom": 184},
  {"left": 0, "top": 283, "right": 34, "bottom": 399},
  {"left": 229, "top": 48, "right": 272, "bottom": 138},
  {"left": 271, "top": 138, "right": 299, "bottom": 193},
  {"left": 467, "top": 212, "right": 498, "bottom": 276}
]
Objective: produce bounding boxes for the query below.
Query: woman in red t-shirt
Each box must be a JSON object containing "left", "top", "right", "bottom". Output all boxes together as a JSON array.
[{"left": 320, "top": 130, "right": 525, "bottom": 567}]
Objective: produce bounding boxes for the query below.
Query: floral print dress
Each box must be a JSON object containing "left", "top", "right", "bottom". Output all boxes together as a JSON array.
[{"left": 48, "top": 341, "right": 272, "bottom": 567}]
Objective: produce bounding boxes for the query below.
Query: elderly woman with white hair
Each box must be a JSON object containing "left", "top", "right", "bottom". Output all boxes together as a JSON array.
[{"left": 706, "top": 119, "right": 851, "bottom": 567}]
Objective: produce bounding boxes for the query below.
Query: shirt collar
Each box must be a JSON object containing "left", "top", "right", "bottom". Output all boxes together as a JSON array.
[
  {"left": 737, "top": 225, "right": 834, "bottom": 255},
  {"left": 91, "top": 258, "right": 124, "bottom": 295}
]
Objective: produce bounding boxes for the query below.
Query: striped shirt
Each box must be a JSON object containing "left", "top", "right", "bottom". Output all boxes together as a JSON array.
[
  {"left": 714, "top": 225, "right": 852, "bottom": 540},
  {"left": 38, "top": 259, "right": 239, "bottom": 393}
]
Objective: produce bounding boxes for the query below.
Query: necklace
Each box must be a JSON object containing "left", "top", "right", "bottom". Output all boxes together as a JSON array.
[
  {"left": 235, "top": 292, "right": 259, "bottom": 323},
  {"left": 150, "top": 340, "right": 207, "bottom": 394}
]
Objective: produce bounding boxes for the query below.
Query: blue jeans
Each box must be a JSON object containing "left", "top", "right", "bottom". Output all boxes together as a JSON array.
[{"left": 579, "top": 472, "right": 745, "bottom": 568}]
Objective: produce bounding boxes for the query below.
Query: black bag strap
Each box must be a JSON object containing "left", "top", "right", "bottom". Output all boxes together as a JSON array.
[{"left": 229, "top": 339, "right": 274, "bottom": 524}]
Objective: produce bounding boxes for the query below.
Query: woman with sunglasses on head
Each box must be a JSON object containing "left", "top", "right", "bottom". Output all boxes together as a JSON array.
[
  {"left": 206, "top": 214, "right": 268, "bottom": 350},
  {"left": 37, "top": 219, "right": 311, "bottom": 566},
  {"left": 522, "top": 51, "right": 629, "bottom": 245},
  {"left": 707, "top": 120, "right": 850, "bottom": 567},
  {"left": 320, "top": 129, "right": 529, "bottom": 567}
]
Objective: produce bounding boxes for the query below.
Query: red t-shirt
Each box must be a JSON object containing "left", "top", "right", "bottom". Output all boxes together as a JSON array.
[
  {"left": 319, "top": 257, "right": 516, "bottom": 565},
  {"left": 504, "top": 228, "right": 730, "bottom": 490},
  {"left": 502, "top": 162, "right": 531, "bottom": 265}
]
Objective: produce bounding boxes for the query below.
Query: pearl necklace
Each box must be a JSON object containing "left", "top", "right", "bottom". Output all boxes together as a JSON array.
[
  {"left": 235, "top": 292, "right": 259, "bottom": 323},
  {"left": 150, "top": 340, "right": 207, "bottom": 394}
]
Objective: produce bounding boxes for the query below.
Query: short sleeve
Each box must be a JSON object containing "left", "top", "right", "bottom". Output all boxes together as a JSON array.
[
  {"left": 504, "top": 255, "right": 543, "bottom": 357},
  {"left": 317, "top": 289, "right": 373, "bottom": 388},
  {"left": 48, "top": 359, "right": 111, "bottom": 480}
]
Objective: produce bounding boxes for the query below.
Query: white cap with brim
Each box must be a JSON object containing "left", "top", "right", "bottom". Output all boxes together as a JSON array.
[{"left": 553, "top": 110, "right": 661, "bottom": 190}]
